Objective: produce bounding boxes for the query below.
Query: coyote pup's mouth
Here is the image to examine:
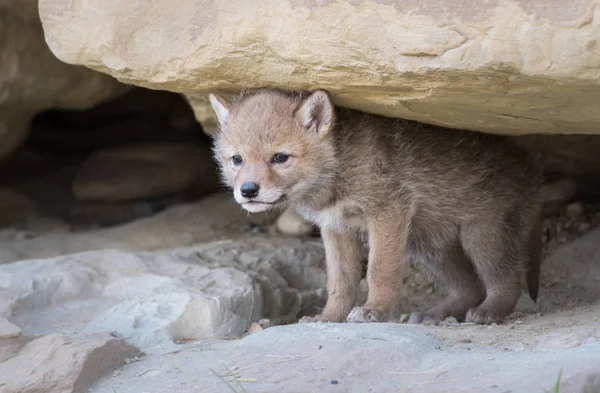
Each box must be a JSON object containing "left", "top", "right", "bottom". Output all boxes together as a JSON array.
[{"left": 241, "top": 196, "right": 286, "bottom": 213}]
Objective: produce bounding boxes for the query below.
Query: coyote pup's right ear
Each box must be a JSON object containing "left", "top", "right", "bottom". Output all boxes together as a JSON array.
[
  {"left": 209, "top": 94, "right": 230, "bottom": 127},
  {"left": 295, "top": 90, "right": 335, "bottom": 138}
]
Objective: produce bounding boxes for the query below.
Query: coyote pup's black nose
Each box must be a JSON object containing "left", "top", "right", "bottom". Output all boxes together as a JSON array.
[{"left": 240, "top": 182, "right": 260, "bottom": 198}]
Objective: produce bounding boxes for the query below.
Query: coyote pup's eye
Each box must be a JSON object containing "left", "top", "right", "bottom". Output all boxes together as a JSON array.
[
  {"left": 272, "top": 153, "right": 289, "bottom": 164},
  {"left": 232, "top": 155, "right": 243, "bottom": 165}
]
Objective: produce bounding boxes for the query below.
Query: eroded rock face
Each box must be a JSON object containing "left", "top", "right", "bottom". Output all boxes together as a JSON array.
[
  {"left": 0, "top": 1, "right": 127, "bottom": 159},
  {"left": 0, "top": 333, "right": 141, "bottom": 393},
  {"left": 0, "top": 241, "right": 326, "bottom": 352},
  {"left": 40, "top": 0, "right": 600, "bottom": 135}
]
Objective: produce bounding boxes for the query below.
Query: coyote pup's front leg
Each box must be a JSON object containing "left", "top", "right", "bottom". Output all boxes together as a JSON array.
[
  {"left": 347, "top": 207, "right": 412, "bottom": 323},
  {"left": 300, "top": 229, "right": 362, "bottom": 323}
]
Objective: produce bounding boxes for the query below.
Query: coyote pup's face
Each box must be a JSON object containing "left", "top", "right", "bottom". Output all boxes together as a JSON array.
[{"left": 209, "top": 90, "right": 337, "bottom": 213}]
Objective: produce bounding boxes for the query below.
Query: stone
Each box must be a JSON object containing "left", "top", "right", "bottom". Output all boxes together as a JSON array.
[
  {"left": 40, "top": 0, "right": 600, "bottom": 136},
  {"left": 68, "top": 199, "right": 170, "bottom": 228},
  {"left": 19, "top": 216, "right": 71, "bottom": 235},
  {"left": 538, "top": 227, "right": 600, "bottom": 311},
  {"left": 247, "top": 322, "right": 263, "bottom": 335},
  {"left": 89, "top": 323, "right": 600, "bottom": 393},
  {"left": 561, "top": 372, "right": 600, "bottom": 393},
  {"left": 72, "top": 142, "right": 218, "bottom": 202},
  {"left": 513, "top": 134, "right": 600, "bottom": 197},
  {"left": 0, "top": 317, "right": 21, "bottom": 338},
  {"left": 0, "top": 195, "right": 248, "bottom": 263},
  {"left": 566, "top": 202, "right": 585, "bottom": 220},
  {"left": 0, "top": 188, "right": 38, "bottom": 226},
  {"left": 0, "top": 2, "right": 127, "bottom": 159},
  {"left": 0, "top": 333, "right": 142, "bottom": 393},
  {"left": 538, "top": 179, "right": 578, "bottom": 205},
  {"left": 276, "top": 208, "right": 314, "bottom": 236},
  {"left": 0, "top": 240, "right": 326, "bottom": 352}
]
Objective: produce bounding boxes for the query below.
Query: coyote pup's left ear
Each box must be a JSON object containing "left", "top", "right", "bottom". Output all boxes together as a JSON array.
[
  {"left": 295, "top": 90, "right": 335, "bottom": 138},
  {"left": 209, "top": 94, "right": 230, "bottom": 127}
]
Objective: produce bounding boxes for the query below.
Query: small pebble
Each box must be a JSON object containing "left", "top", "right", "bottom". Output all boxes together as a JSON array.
[
  {"left": 245, "top": 223, "right": 264, "bottom": 233},
  {"left": 578, "top": 222, "right": 591, "bottom": 232},
  {"left": 247, "top": 322, "right": 263, "bottom": 334},
  {"left": 565, "top": 202, "right": 584, "bottom": 219},
  {"left": 258, "top": 318, "right": 271, "bottom": 328}
]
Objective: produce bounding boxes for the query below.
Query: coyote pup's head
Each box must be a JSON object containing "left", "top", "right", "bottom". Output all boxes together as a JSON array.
[{"left": 209, "top": 89, "right": 337, "bottom": 213}]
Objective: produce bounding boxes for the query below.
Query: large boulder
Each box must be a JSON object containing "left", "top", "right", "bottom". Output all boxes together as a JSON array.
[
  {"left": 39, "top": 0, "right": 600, "bottom": 135},
  {"left": 0, "top": 1, "right": 127, "bottom": 158}
]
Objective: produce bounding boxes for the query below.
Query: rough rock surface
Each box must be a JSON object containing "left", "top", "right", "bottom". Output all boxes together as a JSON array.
[
  {"left": 0, "top": 242, "right": 326, "bottom": 353},
  {"left": 40, "top": 0, "right": 600, "bottom": 135},
  {"left": 0, "top": 195, "right": 252, "bottom": 263},
  {"left": 562, "top": 372, "right": 600, "bottom": 393},
  {"left": 91, "top": 322, "right": 600, "bottom": 393},
  {"left": 0, "top": 1, "right": 127, "bottom": 159},
  {"left": 72, "top": 142, "right": 218, "bottom": 202},
  {"left": 0, "top": 194, "right": 599, "bottom": 392},
  {"left": 0, "top": 317, "right": 21, "bottom": 338},
  {"left": 0, "top": 333, "right": 142, "bottom": 393}
]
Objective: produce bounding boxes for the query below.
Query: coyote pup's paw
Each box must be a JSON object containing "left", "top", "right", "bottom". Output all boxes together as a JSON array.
[
  {"left": 465, "top": 307, "right": 503, "bottom": 325},
  {"left": 298, "top": 313, "right": 346, "bottom": 323},
  {"left": 346, "top": 306, "right": 391, "bottom": 323},
  {"left": 298, "top": 315, "right": 320, "bottom": 323},
  {"left": 407, "top": 312, "right": 442, "bottom": 325}
]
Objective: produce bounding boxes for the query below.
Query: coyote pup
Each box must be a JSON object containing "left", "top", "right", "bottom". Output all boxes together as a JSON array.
[{"left": 209, "top": 89, "right": 542, "bottom": 325}]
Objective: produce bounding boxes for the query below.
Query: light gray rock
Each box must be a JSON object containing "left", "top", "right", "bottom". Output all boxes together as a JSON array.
[
  {"left": 0, "top": 239, "right": 326, "bottom": 352},
  {"left": 538, "top": 227, "right": 600, "bottom": 311},
  {"left": 0, "top": 332, "right": 141, "bottom": 393},
  {"left": 89, "top": 323, "right": 600, "bottom": 393},
  {"left": 0, "top": 316, "right": 20, "bottom": 338},
  {"left": 561, "top": 372, "right": 600, "bottom": 393}
]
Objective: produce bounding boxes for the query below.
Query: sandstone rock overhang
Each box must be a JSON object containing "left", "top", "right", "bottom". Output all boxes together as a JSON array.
[{"left": 39, "top": 0, "right": 600, "bottom": 135}]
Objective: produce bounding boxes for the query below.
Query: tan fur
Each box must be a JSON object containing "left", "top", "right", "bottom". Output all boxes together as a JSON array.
[{"left": 210, "top": 88, "right": 543, "bottom": 325}]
